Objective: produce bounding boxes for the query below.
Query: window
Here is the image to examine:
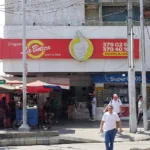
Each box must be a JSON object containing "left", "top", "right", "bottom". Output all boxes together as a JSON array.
[
  {"left": 102, "top": 6, "right": 127, "bottom": 22},
  {"left": 102, "top": 6, "right": 140, "bottom": 22}
]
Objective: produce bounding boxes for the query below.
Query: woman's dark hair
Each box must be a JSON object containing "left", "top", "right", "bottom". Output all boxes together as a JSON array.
[{"left": 138, "top": 95, "right": 142, "bottom": 100}]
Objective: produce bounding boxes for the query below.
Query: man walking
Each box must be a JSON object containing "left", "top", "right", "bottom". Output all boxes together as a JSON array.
[
  {"left": 104, "top": 94, "right": 122, "bottom": 117},
  {"left": 100, "top": 105, "right": 122, "bottom": 150},
  {"left": 137, "top": 95, "right": 143, "bottom": 125}
]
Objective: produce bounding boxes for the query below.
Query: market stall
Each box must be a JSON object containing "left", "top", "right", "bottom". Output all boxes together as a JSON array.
[{"left": 16, "top": 80, "right": 61, "bottom": 127}]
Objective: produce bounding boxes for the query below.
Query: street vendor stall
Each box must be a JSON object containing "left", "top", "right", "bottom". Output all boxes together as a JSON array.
[{"left": 16, "top": 80, "right": 61, "bottom": 128}]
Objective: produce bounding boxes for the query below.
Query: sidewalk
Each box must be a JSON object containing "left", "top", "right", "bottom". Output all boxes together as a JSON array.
[
  {"left": 0, "top": 119, "right": 149, "bottom": 146},
  {"left": 51, "top": 119, "right": 150, "bottom": 142}
]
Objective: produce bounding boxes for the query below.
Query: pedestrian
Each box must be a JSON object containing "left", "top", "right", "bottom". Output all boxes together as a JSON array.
[
  {"left": 100, "top": 105, "right": 123, "bottom": 150},
  {"left": 1, "top": 97, "right": 9, "bottom": 128},
  {"left": 51, "top": 96, "right": 58, "bottom": 123},
  {"left": 137, "top": 95, "right": 143, "bottom": 125},
  {"left": 8, "top": 97, "right": 16, "bottom": 126},
  {"left": 87, "top": 93, "right": 93, "bottom": 121},
  {"left": 92, "top": 92, "right": 97, "bottom": 121},
  {"left": 104, "top": 94, "right": 122, "bottom": 118},
  {"left": 67, "top": 98, "right": 75, "bottom": 120}
]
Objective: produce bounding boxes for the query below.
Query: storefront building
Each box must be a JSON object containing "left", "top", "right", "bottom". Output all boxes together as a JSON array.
[{"left": 1, "top": 26, "right": 150, "bottom": 120}]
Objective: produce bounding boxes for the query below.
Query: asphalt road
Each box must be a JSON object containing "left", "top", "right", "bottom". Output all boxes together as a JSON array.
[{"left": 2, "top": 142, "right": 150, "bottom": 150}]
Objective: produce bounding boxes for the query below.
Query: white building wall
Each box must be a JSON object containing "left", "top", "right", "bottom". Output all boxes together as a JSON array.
[
  {"left": 2, "top": 26, "right": 148, "bottom": 73},
  {"left": 5, "top": 0, "right": 85, "bottom": 26}
]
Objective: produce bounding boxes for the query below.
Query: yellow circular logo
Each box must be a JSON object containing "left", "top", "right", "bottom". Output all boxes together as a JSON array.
[
  {"left": 69, "top": 33, "right": 94, "bottom": 61},
  {"left": 27, "top": 40, "right": 45, "bottom": 59}
]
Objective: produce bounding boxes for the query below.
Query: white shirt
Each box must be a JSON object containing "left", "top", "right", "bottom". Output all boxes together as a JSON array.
[
  {"left": 102, "top": 112, "right": 120, "bottom": 131},
  {"left": 138, "top": 100, "right": 143, "bottom": 112},
  {"left": 92, "top": 97, "right": 97, "bottom": 108},
  {"left": 108, "top": 99, "right": 122, "bottom": 113}
]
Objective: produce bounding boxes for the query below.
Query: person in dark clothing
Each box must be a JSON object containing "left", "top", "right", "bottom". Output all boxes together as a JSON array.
[
  {"left": 8, "top": 97, "right": 16, "bottom": 125},
  {"left": 1, "top": 97, "right": 8, "bottom": 128},
  {"left": 137, "top": 95, "right": 143, "bottom": 125},
  {"left": 51, "top": 97, "right": 58, "bottom": 123},
  {"left": 87, "top": 93, "right": 93, "bottom": 120},
  {"left": 43, "top": 97, "right": 54, "bottom": 124},
  {"left": 67, "top": 97, "right": 76, "bottom": 120}
]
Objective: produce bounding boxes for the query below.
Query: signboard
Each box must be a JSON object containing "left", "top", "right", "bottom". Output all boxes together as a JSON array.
[
  {"left": 0, "top": 38, "right": 139, "bottom": 60},
  {"left": 121, "top": 105, "right": 129, "bottom": 118},
  {"left": 0, "top": 80, "right": 6, "bottom": 84},
  {"left": 92, "top": 73, "right": 150, "bottom": 83},
  {"left": 95, "top": 86, "right": 104, "bottom": 107}
]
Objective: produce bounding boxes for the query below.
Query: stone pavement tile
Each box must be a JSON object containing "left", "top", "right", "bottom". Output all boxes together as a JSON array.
[
  {"left": 0, "top": 139, "right": 8, "bottom": 147},
  {"left": 24, "top": 138, "right": 36, "bottom": 146},
  {"left": 36, "top": 137, "right": 44, "bottom": 145},
  {"left": 49, "top": 137, "right": 60, "bottom": 145}
]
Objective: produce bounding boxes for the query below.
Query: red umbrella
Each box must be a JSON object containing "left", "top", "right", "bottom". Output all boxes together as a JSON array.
[
  {"left": 18, "top": 80, "right": 55, "bottom": 93},
  {"left": 27, "top": 86, "right": 52, "bottom": 93},
  {"left": 27, "top": 80, "right": 52, "bottom": 93},
  {"left": 26, "top": 80, "right": 50, "bottom": 87}
]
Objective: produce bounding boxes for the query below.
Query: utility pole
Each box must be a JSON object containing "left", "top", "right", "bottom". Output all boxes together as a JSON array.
[
  {"left": 127, "top": 0, "right": 137, "bottom": 133},
  {"left": 19, "top": 0, "right": 30, "bottom": 131},
  {"left": 140, "top": 0, "right": 148, "bottom": 131}
]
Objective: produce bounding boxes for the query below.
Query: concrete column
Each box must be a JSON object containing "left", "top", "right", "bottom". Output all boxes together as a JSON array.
[
  {"left": 95, "top": 83, "right": 104, "bottom": 120},
  {"left": 146, "top": 84, "right": 150, "bottom": 118},
  {"left": 99, "top": 3, "right": 103, "bottom": 26}
]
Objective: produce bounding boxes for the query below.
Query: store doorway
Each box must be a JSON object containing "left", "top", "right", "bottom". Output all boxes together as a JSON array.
[{"left": 61, "top": 86, "right": 93, "bottom": 120}]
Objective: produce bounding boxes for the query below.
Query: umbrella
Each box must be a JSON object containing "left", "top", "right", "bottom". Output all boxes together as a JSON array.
[
  {"left": 44, "top": 84, "right": 61, "bottom": 90},
  {"left": 27, "top": 86, "right": 52, "bottom": 93},
  {"left": 18, "top": 80, "right": 61, "bottom": 93}
]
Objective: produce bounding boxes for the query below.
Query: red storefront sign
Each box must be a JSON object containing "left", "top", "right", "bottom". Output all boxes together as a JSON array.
[{"left": 0, "top": 39, "right": 139, "bottom": 59}]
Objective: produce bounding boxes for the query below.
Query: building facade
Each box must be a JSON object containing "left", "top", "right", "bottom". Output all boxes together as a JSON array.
[{"left": 1, "top": 0, "right": 150, "bottom": 120}]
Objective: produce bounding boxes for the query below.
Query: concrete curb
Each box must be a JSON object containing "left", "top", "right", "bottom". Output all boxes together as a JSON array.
[
  {"left": 0, "top": 137, "right": 60, "bottom": 146},
  {"left": 0, "top": 131, "right": 59, "bottom": 139},
  {"left": 0, "top": 136, "right": 150, "bottom": 146},
  {"left": 59, "top": 136, "right": 150, "bottom": 144}
]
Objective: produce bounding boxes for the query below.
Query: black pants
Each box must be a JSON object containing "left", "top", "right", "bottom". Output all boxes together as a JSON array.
[
  {"left": 88, "top": 107, "right": 93, "bottom": 119},
  {"left": 52, "top": 108, "right": 58, "bottom": 121},
  {"left": 117, "top": 113, "right": 120, "bottom": 118},
  {"left": 137, "top": 112, "right": 143, "bottom": 124}
]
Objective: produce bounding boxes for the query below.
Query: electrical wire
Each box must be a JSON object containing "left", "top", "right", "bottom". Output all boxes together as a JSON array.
[{"left": 1, "top": 1, "right": 141, "bottom": 75}]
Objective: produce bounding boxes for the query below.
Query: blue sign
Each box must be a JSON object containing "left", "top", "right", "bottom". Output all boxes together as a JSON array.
[{"left": 92, "top": 73, "right": 150, "bottom": 83}]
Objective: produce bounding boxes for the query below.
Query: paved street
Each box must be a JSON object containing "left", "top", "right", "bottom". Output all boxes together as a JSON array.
[
  {"left": 1, "top": 142, "right": 150, "bottom": 150},
  {"left": 52, "top": 120, "right": 150, "bottom": 142}
]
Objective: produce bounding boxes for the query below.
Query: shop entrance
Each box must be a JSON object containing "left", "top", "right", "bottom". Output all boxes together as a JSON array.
[
  {"left": 103, "top": 83, "right": 141, "bottom": 104},
  {"left": 102, "top": 83, "right": 141, "bottom": 120},
  {"left": 61, "top": 86, "right": 93, "bottom": 120}
]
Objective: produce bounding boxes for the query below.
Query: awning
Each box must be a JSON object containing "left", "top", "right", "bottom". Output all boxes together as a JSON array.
[
  {"left": 0, "top": 84, "right": 17, "bottom": 90},
  {"left": 6, "top": 80, "right": 22, "bottom": 85}
]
